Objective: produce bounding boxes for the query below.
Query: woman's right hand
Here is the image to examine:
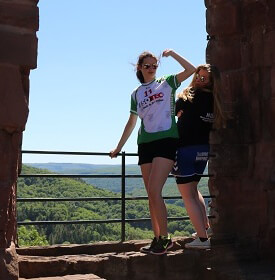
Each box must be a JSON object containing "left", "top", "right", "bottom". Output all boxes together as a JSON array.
[
  {"left": 109, "top": 148, "right": 121, "bottom": 158},
  {"left": 177, "top": 110, "right": 184, "bottom": 118}
]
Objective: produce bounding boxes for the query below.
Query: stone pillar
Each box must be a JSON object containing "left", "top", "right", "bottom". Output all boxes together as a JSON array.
[
  {"left": 0, "top": 0, "right": 39, "bottom": 279},
  {"left": 206, "top": 0, "right": 275, "bottom": 260}
]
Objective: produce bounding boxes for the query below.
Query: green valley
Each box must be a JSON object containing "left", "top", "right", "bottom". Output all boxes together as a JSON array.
[{"left": 18, "top": 164, "right": 210, "bottom": 246}]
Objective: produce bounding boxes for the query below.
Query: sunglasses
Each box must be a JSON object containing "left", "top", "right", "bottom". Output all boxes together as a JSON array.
[
  {"left": 143, "top": 63, "right": 158, "bottom": 69},
  {"left": 196, "top": 73, "right": 207, "bottom": 82}
]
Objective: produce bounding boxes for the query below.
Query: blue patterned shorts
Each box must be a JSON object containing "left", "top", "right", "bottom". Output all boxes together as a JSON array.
[{"left": 171, "top": 145, "right": 209, "bottom": 184}]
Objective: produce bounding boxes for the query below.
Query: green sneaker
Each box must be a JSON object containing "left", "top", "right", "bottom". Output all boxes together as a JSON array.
[
  {"left": 140, "top": 237, "right": 158, "bottom": 254},
  {"left": 150, "top": 235, "right": 173, "bottom": 255}
]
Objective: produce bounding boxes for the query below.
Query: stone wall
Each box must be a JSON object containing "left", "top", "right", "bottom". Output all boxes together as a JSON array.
[
  {"left": 206, "top": 0, "right": 275, "bottom": 260},
  {"left": 1, "top": 0, "right": 275, "bottom": 279},
  {"left": 0, "top": 0, "right": 39, "bottom": 279}
]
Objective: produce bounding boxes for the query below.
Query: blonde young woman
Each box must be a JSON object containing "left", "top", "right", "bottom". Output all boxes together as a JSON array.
[
  {"left": 110, "top": 49, "right": 195, "bottom": 255},
  {"left": 172, "top": 64, "right": 225, "bottom": 249}
]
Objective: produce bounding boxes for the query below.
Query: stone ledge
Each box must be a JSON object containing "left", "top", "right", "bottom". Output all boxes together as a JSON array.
[
  {"left": 19, "top": 274, "right": 106, "bottom": 280},
  {"left": 19, "top": 249, "right": 210, "bottom": 280},
  {"left": 16, "top": 237, "right": 192, "bottom": 257},
  {"left": 18, "top": 238, "right": 209, "bottom": 280},
  {"left": 17, "top": 238, "right": 275, "bottom": 280}
]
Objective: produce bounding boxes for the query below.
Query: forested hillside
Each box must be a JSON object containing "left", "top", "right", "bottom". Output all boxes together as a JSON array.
[
  {"left": 17, "top": 165, "right": 200, "bottom": 246},
  {"left": 25, "top": 163, "right": 210, "bottom": 198}
]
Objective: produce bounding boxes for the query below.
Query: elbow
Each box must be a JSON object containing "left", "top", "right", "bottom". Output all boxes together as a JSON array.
[
  {"left": 186, "top": 66, "right": 196, "bottom": 78},
  {"left": 189, "top": 65, "right": 196, "bottom": 74}
]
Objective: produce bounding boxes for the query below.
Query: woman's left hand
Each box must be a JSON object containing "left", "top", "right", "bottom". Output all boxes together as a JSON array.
[{"left": 162, "top": 49, "right": 174, "bottom": 57}]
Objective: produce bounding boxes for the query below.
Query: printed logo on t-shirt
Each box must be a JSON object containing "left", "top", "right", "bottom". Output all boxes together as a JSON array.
[
  {"left": 134, "top": 77, "right": 178, "bottom": 134},
  {"left": 196, "top": 152, "right": 208, "bottom": 161},
  {"left": 200, "top": 113, "right": 214, "bottom": 123},
  {"left": 138, "top": 91, "right": 164, "bottom": 110}
]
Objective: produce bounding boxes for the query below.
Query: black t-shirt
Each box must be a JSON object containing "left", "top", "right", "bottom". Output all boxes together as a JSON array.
[{"left": 176, "top": 89, "right": 214, "bottom": 147}]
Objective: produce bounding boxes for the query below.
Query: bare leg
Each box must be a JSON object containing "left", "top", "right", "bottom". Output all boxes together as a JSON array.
[
  {"left": 177, "top": 182, "right": 208, "bottom": 238},
  {"left": 146, "top": 157, "right": 174, "bottom": 236},
  {"left": 198, "top": 190, "right": 210, "bottom": 229},
  {"left": 140, "top": 163, "right": 159, "bottom": 237}
]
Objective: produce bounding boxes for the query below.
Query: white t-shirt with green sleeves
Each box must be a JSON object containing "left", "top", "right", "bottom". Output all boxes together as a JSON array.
[{"left": 130, "top": 75, "right": 180, "bottom": 144}]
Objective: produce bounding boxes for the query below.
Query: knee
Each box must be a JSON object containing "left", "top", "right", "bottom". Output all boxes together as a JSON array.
[
  {"left": 148, "top": 188, "right": 161, "bottom": 203},
  {"left": 181, "top": 191, "right": 199, "bottom": 203}
]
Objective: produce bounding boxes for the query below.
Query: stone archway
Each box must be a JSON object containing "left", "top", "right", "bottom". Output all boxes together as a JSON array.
[{"left": 0, "top": 0, "right": 275, "bottom": 279}]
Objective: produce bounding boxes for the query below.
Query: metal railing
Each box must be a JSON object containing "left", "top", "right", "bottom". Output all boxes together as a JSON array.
[{"left": 18, "top": 150, "right": 214, "bottom": 241}]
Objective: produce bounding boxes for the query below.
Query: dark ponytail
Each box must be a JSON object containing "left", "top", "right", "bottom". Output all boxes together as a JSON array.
[{"left": 136, "top": 70, "right": 144, "bottom": 83}]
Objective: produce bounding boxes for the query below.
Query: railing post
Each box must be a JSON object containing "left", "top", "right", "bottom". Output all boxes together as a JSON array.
[{"left": 121, "top": 151, "right": 126, "bottom": 242}]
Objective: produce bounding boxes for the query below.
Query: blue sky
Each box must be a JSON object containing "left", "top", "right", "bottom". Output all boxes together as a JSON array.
[{"left": 22, "top": 1, "right": 208, "bottom": 165}]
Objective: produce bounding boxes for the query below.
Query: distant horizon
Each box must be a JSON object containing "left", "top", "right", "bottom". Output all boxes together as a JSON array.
[
  {"left": 22, "top": 152, "right": 139, "bottom": 165},
  {"left": 22, "top": 162, "right": 138, "bottom": 166},
  {"left": 23, "top": 162, "right": 208, "bottom": 170}
]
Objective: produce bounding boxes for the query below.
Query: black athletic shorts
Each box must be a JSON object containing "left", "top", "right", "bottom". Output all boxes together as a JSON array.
[{"left": 138, "top": 137, "right": 178, "bottom": 165}]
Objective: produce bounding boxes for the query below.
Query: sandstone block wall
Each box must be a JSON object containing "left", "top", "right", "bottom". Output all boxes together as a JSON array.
[
  {"left": 0, "top": 0, "right": 39, "bottom": 279},
  {"left": 1, "top": 1, "right": 275, "bottom": 279},
  {"left": 206, "top": 0, "right": 275, "bottom": 259}
]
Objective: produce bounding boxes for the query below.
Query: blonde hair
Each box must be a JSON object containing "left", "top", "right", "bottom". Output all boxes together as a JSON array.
[{"left": 177, "top": 64, "right": 226, "bottom": 129}]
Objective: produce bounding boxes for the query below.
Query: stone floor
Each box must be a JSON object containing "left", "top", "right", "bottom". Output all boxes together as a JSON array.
[
  {"left": 17, "top": 237, "right": 202, "bottom": 280},
  {"left": 17, "top": 238, "right": 275, "bottom": 280},
  {"left": 19, "top": 274, "right": 106, "bottom": 280}
]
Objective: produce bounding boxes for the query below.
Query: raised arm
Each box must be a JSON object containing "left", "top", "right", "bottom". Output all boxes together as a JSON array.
[
  {"left": 162, "top": 49, "right": 196, "bottom": 83},
  {"left": 109, "top": 113, "right": 138, "bottom": 158}
]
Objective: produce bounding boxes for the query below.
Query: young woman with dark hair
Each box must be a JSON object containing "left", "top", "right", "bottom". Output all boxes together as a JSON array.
[{"left": 110, "top": 49, "right": 195, "bottom": 255}]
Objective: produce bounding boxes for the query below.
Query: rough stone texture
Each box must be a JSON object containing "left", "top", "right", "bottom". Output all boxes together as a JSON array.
[
  {"left": 0, "top": 0, "right": 38, "bottom": 279},
  {"left": 19, "top": 275, "right": 106, "bottom": 280},
  {"left": 0, "top": 65, "right": 29, "bottom": 132},
  {"left": 0, "top": 2, "right": 39, "bottom": 30},
  {"left": 16, "top": 239, "right": 209, "bottom": 280},
  {"left": 0, "top": 242, "right": 19, "bottom": 280},
  {"left": 206, "top": 0, "right": 275, "bottom": 262},
  {"left": 17, "top": 241, "right": 275, "bottom": 280},
  {"left": 1, "top": 0, "right": 275, "bottom": 279}
]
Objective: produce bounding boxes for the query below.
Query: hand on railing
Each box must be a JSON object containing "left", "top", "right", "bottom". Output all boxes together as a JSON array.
[{"left": 109, "top": 148, "right": 121, "bottom": 158}]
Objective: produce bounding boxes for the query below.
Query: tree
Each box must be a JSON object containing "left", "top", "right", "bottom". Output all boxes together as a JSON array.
[{"left": 18, "top": 225, "right": 49, "bottom": 246}]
